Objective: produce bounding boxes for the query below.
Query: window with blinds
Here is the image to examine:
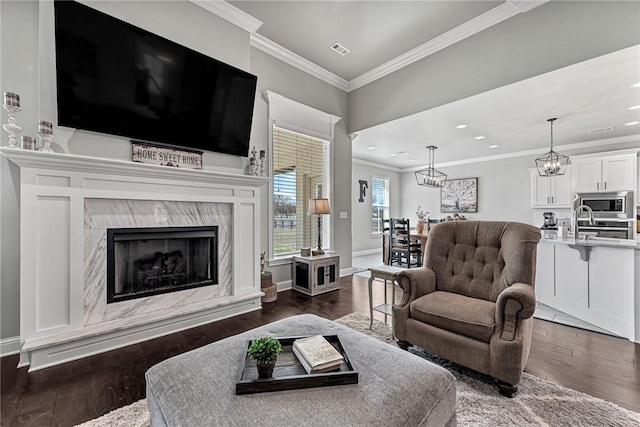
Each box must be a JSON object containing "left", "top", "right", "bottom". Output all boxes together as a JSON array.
[
  {"left": 272, "top": 126, "right": 331, "bottom": 256},
  {"left": 371, "top": 177, "right": 389, "bottom": 234}
]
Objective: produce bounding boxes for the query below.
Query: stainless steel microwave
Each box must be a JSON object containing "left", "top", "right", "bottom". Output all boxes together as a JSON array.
[{"left": 573, "top": 191, "right": 633, "bottom": 219}]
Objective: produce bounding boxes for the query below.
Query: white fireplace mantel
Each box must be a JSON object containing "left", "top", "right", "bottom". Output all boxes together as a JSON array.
[{"left": 1, "top": 148, "right": 268, "bottom": 371}]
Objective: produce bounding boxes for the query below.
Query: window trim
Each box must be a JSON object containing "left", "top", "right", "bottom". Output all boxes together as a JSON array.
[
  {"left": 264, "top": 91, "right": 341, "bottom": 263},
  {"left": 371, "top": 175, "right": 390, "bottom": 237}
]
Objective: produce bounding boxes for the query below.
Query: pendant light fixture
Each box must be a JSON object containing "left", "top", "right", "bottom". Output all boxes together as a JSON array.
[
  {"left": 415, "top": 145, "right": 447, "bottom": 187},
  {"left": 535, "top": 118, "right": 569, "bottom": 177}
]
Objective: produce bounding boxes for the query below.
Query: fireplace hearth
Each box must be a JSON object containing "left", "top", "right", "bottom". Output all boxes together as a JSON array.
[{"left": 107, "top": 226, "right": 218, "bottom": 303}]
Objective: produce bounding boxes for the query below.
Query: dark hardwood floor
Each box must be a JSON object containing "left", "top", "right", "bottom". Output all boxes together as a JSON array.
[{"left": 1, "top": 274, "right": 639, "bottom": 426}]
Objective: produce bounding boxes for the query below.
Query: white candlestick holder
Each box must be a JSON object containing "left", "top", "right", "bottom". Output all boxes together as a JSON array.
[{"left": 2, "top": 105, "right": 22, "bottom": 149}]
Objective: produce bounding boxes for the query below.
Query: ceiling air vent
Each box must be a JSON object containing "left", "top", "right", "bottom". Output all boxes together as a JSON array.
[
  {"left": 330, "top": 42, "right": 350, "bottom": 56},
  {"left": 588, "top": 126, "right": 615, "bottom": 134}
]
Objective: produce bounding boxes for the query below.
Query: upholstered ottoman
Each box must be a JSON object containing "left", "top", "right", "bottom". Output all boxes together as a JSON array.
[{"left": 145, "top": 314, "right": 456, "bottom": 426}]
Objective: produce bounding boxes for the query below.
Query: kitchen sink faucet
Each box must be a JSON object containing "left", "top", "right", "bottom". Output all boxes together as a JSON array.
[{"left": 573, "top": 205, "right": 595, "bottom": 239}]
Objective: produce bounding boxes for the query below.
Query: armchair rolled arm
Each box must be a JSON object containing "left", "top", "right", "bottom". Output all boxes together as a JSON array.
[
  {"left": 495, "top": 283, "right": 536, "bottom": 341},
  {"left": 395, "top": 267, "right": 437, "bottom": 309}
]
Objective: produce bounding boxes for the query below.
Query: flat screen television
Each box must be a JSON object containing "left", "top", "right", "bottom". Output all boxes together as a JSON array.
[{"left": 54, "top": 1, "right": 257, "bottom": 157}]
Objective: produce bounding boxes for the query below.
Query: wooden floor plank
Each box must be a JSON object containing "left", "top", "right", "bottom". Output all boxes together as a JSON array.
[{"left": 1, "top": 275, "right": 639, "bottom": 426}]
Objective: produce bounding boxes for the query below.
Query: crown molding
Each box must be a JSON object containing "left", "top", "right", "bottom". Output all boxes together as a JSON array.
[
  {"left": 348, "top": 1, "right": 548, "bottom": 92},
  {"left": 251, "top": 33, "right": 350, "bottom": 92},
  {"left": 193, "top": 1, "right": 548, "bottom": 92},
  {"left": 400, "top": 134, "right": 640, "bottom": 172},
  {"left": 189, "top": 0, "right": 263, "bottom": 33},
  {"left": 352, "top": 157, "right": 404, "bottom": 173},
  {"left": 507, "top": 1, "right": 548, "bottom": 14}
]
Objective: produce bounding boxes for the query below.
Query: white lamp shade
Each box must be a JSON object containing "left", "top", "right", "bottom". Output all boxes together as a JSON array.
[{"left": 308, "top": 198, "right": 331, "bottom": 215}]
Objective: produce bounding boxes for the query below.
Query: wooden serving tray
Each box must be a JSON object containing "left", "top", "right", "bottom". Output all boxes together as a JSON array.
[{"left": 235, "top": 335, "right": 358, "bottom": 395}]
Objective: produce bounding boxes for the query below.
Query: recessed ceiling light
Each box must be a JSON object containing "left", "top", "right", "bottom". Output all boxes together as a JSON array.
[
  {"left": 625, "top": 121, "right": 640, "bottom": 126},
  {"left": 367, "top": 146, "right": 376, "bottom": 150},
  {"left": 489, "top": 145, "right": 498, "bottom": 148},
  {"left": 409, "top": 159, "right": 416, "bottom": 162},
  {"left": 455, "top": 125, "right": 467, "bottom": 129},
  {"left": 474, "top": 136, "right": 485, "bottom": 140},
  {"left": 631, "top": 82, "right": 640, "bottom": 88},
  {"left": 628, "top": 105, "right": 640, "bottom": 110},
  {"left": 390, "top": 153, "right": 397, "bottom": 157}
]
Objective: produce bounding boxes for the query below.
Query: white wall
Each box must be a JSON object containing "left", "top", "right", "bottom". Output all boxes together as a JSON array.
[
  {"left": 396, "top": 141, "right": 640, "bottom": 228},
  {"left": 351, "top": 161, "right": 400, "bottom": 253}
]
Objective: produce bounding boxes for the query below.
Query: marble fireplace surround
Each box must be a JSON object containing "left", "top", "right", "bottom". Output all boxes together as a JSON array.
[
  {"left": 84, "top": 199, "right": 233, "bottom": 326},
  {"left": 1, "top": 148, "right": 267, "bottom": 371}
]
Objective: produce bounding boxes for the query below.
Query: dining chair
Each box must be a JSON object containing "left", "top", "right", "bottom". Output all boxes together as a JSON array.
[{"left": 389, "top": 218, "right": 422, "bottom": 268}]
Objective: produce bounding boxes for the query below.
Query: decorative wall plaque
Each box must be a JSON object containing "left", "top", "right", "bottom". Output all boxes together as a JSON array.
[{"left": 132, "top": 141, "right": 203, "bottom": 169}]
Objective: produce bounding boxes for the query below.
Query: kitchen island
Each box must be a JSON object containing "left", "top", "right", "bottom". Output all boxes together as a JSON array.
[{"left": 535, "top": 236, "right": 640, "bottom": 342}]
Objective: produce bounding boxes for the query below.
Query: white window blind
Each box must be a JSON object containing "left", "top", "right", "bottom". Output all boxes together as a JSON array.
[
  {"left": 371, "top": 177, "right": 389, "bottom": 234},
  {"left": 272, "top": 126, "right": 331, "bottom": 256}
]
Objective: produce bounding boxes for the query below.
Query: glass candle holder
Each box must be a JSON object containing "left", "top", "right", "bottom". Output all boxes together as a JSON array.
[{"left": 2, "top": 92, "right": 22, "bottom": 149}]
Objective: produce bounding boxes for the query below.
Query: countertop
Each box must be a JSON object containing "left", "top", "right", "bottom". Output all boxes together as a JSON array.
[{"left": 539, "top": 235, "right": 640, "bottom": 249}]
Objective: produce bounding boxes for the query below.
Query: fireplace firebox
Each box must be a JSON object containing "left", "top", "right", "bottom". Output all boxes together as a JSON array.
[{"left": 107, "top": 226, "right": 218, "bottom": 303}]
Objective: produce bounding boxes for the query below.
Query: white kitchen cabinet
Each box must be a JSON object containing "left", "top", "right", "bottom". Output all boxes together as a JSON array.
[
  {"left": 534, "top": 243, "right": 555, "bottom": 304},
  {"left": 530, "top": 168, "right": 572, "bottom": 207},
  {"left": 535, "top": 240, "right": 636, "bottom": 340},
  {"left": 571, "top": 154, "right": 635, "bottom": 192}
]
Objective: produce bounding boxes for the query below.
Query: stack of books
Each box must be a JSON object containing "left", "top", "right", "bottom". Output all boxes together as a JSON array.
[{"left": 292, "top": 335, "right": 344, "bottom": 374}]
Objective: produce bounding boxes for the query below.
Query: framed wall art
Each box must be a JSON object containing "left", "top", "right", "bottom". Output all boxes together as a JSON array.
[{"left": 440, "top": 177, "right": 478, "bottom": 213}]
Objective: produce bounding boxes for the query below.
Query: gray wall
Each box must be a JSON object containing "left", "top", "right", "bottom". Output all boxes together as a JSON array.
[
  {"left": 249, "top": 47, "right": 351, "bottom": 285},
  {"left": 348, "top": 1, "right": 640, "bottom": 133},
  {"left": 1, "top": 0, "right": 40, "bottom": 343},
  {"left": 0, "top": 1, "right": 350, "bottom": 341},
  {"left": 351, "top": 162, "right": 400, "bottom": 253}
]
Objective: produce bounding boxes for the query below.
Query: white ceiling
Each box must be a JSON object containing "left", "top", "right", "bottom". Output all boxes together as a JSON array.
[{"left": 223, "top": 1, "right": 640, "bottom": 169}]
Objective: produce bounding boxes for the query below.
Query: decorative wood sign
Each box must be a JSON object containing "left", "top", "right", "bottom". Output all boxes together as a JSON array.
[{"left": 132, "top": 141, "right": 203, "bottom": 170}]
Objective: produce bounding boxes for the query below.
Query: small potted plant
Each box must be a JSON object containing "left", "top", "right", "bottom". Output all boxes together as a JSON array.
[{"left": 247, "top": 336, "right": 282, "bottom": 378}]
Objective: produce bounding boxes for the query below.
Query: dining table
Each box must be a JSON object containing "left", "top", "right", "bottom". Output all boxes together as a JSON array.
[{"left": 382, "top": 229, "right": 428, "bottom": 265}]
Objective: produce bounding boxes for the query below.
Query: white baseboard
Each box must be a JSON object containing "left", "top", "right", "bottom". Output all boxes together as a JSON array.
[
  {"left": 0, "top": 336, "right": 20, "bottom": 357},
  {"left": 353, "top": 248, "right": 382, "bottom": 257},
  {"left": 276, "top": 279, "right": 292, "bottom": 292},
  {"left": 23, "top": 296, "right": 262, "bottom": 372},
  {"left": 340, "top": 267, "right": 354, "bottom": 277}
]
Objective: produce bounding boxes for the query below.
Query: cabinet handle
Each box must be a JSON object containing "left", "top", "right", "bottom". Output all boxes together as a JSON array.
[
  {"left": 604, "top": 182, "right": 607, "bottom": 190},
  {"left": 547, "top": 196, "right": 550, "bottom": 204},
  {"left": 597, "top": 182, "right": 599, "bottom": 191},
  {"left": 551, "top": 196, "right": 554, "bottom": 204}
]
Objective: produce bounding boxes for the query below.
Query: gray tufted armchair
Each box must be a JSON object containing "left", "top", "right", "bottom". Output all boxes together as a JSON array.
[{"left": 392, "top": 221, "right": 541, "bottom": 397}]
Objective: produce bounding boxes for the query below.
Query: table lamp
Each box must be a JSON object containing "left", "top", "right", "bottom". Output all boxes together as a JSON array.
[{"left": 308, "top": 198, "right": 331, "bottom": 255}]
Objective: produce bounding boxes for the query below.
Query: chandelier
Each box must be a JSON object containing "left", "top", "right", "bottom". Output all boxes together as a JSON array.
[
  {"left": 535, "top": 118, "right": 569, "bottom": 177},
  {"left": 415, "top": 145, "right": 447, "bottom": 188}
]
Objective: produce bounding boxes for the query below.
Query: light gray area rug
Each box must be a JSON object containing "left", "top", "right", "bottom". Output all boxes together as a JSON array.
[{"left": 77, "top": 312, "right": 640, "bottom": 427}]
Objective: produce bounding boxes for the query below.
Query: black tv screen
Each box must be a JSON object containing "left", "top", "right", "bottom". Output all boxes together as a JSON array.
[{"left": 54, "top": 1, "right": 257, "bottom": 157}]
